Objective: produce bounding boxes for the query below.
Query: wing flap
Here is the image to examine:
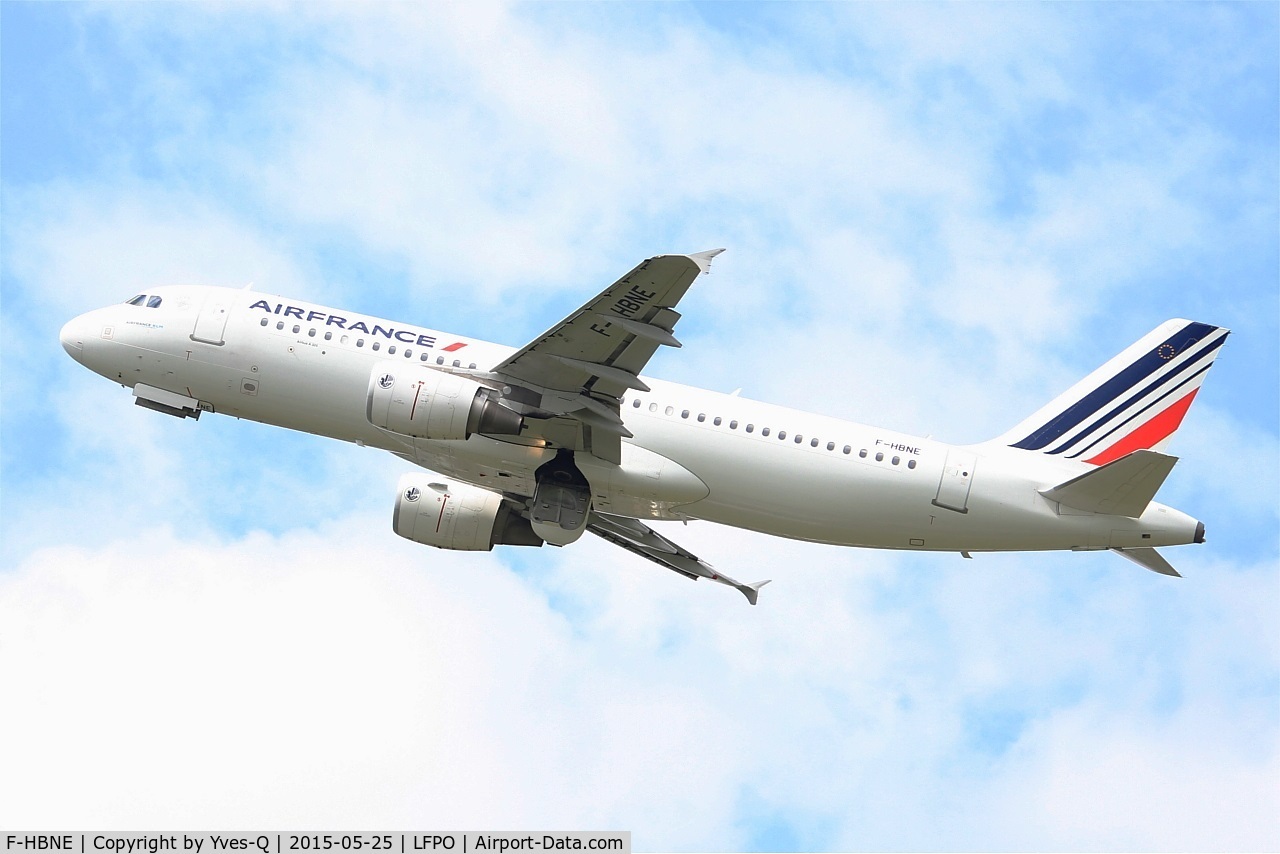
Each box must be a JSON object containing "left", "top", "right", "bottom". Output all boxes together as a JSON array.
[
  {"left": 1040, "top": 449, "right": 1178, "bottom": 518},
  {"left": 544, "top": 354, "right": 650, "bottom": 391}
]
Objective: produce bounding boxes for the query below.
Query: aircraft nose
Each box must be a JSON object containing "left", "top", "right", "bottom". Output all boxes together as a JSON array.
[{"left": 60, "top": 315, "right": 89, "bottom": 362}]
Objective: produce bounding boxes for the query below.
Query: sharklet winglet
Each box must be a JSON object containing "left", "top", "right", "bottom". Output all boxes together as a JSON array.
[
  {"left": 688, "top": 248, "right": 727, "bottom": 273},
  {"left": 740, "top": 579, "right": 771, "bottom": 606}
]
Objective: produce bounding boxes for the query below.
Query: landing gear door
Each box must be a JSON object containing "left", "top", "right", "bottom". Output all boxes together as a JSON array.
[
  {"left": 192, "top": 294, "right": 230, "bottom": 345},
  {"left": 933, "top": 449, "right": 977, "bottom": 513}
]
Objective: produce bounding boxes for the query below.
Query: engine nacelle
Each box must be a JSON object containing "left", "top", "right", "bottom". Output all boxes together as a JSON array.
[
  {"left": 393, "top": 475, "right": 543, "bottom": 551},
  {"left": 367, "top": 363, "right": 523, "bottom": 440}
]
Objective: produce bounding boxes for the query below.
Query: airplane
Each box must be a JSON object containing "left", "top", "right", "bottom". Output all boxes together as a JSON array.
[{"left": 58, "top": 250, "right": 1228, "bottom": 604}]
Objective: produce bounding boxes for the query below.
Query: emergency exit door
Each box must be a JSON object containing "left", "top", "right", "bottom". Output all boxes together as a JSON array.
[
  {"left": 933, "top": 449, "right": 977, "bottom": 513},
  {"left": 191, "top": 295, "right": 230, "bottom": 345}
]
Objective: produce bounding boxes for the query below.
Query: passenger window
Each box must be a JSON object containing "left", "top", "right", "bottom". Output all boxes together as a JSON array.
[
  {"left": 892, "top": 456, "right": 900, "bottom": 465},
  {"left": 373, "top": 342, "right": 381, "bottom": 351},
  {"left": 811, "top": 438, "right": 819, "bottom": 447},
  {"left": 713, "top": 417, "right": 722, "bottom": 426},
  {"left": 746, "top": 424, "right": 754, "bottom": 433},
  {"left": 859, "top": 449, "right": 868, "bottom": 458},
  {"left": 875, "top": 452, "right": 884, "bottom": 462},
  {"left": 649, "top": 403, "right": 658, "bottom": 412},
  {"left": 421, "top": 353, "right": 429, "bottom": 361},
  {"left": 697, "top": 414, "right": 706, "bottom": 423},
  {"left": 681, "top": 410, "right": 690, "bottom": 419},
  {"left": 453, "top": 360, "right": 460, "bottom": 368},
  {"left": 147, "top": 296, "right": 162, "bottom": 308},
  {"left": 276, "top": 321, "right": 284, "bottom": 330},
  {"left": 469, "top": 363, "right": 477, "bottom": 370},
  {"left": 778, "top": 431, "right": 786, "bottom": 440},
  {"left": 292, "top": 325, "right": 300, "bottom": 333},
  {"left": 404, "top": 349, "right": 412, "bottom": 358},
  {"left": 357, "top": 339, "right": 364, "bottom": 347},
  {"left": 633, "top": 399, "right": 641, "bottom": 408},
  {"left": 260, "top": 318, "right": 268, "bottom": 327},
  {"left": 324, "top": 331, "right": 332, "bottom": 341},
  {"left": 388, "top": 345, "right": 396, "bottom": 354},
  {"left": 762, "top": 427, "right": 770, "bottom": 437},
  {"left": 826, "top": 441, "right": 834, "bottom": 451},
  {"left": 844, "top": 446, "right": 852, "bottom": 454},
  {"left": 308, "top": 328, "right": 316, "bottom": 337},
  {"left": 665, "top": 406, "right": 674, "bottom": 416},
  {"left": 341, "top": 335, "right": 349, "bottom": 344},
  {"left": 908, "top": 459, "right": 917, "bottom": 470},
  {"left": 437, "top": 356, "right": 444, "bottom": 365},
  {"left": 730, "top": 420, "right": 738, "bottom": 430}
]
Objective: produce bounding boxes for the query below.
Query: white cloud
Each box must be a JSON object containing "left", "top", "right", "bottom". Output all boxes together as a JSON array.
[
  {"left": 8, "top": 523, "right": 1273, "bottom": 849},
  {"left": 3, "top": 182, "right": 312, "bottom": 318}
]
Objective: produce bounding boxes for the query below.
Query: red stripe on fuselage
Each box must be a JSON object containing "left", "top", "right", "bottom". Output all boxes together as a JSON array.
[{"left": 1084, "top": 389, "right": 1199, "bottom": 465}]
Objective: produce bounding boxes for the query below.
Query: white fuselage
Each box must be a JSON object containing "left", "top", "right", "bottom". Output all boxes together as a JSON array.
[{"left": 59, "top": 285, "right": 1203, "bottom": 555}]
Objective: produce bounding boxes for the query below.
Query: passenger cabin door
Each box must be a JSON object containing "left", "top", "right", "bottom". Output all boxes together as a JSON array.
[
  {"left": 933, "top": 449, "right": 977, "bottom": 513},
  {"left": 191, "top": 294, "right": 230, "bottom": 346}
]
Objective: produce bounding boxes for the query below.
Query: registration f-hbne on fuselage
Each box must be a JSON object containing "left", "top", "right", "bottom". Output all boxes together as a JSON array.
[{"left": 60, "top": 250, "right": 1228, "bottom": 604}]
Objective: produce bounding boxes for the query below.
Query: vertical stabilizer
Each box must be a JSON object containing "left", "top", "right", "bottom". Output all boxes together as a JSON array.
[{"left": 994, "top": 320, "right": 1228, "bottom": 464}]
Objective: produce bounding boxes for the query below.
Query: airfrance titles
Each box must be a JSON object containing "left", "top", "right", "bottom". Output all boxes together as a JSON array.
[{"left": 249, "top": 300, "right": 439, "bottom": 349}]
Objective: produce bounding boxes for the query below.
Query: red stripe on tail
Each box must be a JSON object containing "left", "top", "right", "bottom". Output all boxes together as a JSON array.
[{"left": 1084, "top": 389, "right": 1199, "bottom": 466}]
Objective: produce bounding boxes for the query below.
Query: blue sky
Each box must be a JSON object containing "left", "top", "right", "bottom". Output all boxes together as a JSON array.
[{"left": 2, "top": 3, "right": 1277, "bottom": 850}]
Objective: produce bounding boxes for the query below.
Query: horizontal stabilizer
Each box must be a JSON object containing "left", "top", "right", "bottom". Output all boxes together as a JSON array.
[
  {"left": 1041, "top": 450, "right": 1177, "bottom": 518},
  {"left": 1111, "top": 547, "right": 1181, "bottom": 577}
]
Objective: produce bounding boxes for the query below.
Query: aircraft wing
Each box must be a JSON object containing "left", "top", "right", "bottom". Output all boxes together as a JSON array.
[
  {"left": 588, "top": 512, "right": 770, "bottom": 605},
  {"left": 491, "top": 250, "right": 723, "bottom": 463}
]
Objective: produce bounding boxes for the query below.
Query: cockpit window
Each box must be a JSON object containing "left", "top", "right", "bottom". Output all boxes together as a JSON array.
[
  {"left": 127, "top": 294, "right": 147, "bottom": 306},
  {"left": 146, "top": 295, "right": 162, "bottom": 308},
  {"left": 125, "top": 294, "right": 163, "bottom": 308}
]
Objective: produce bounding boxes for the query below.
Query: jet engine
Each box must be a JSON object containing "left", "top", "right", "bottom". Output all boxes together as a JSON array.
[
  {"left": 393, "top": 475, "right": 543, "bottom": 551},
  {"left": 367, "top": 363, "right": 523, "bottom": 440}
]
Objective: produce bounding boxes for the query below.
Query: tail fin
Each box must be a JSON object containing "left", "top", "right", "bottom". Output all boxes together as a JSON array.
[{"left": 993, "top": 319, "right": 1228, "bottom": 465}]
